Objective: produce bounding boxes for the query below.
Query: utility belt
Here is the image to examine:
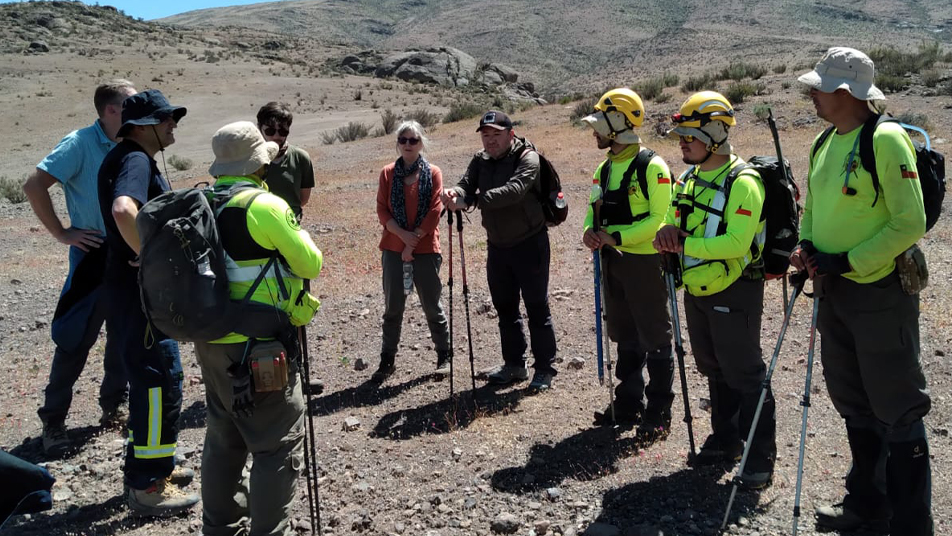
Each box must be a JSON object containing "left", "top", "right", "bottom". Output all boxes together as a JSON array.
[{"left": 243, "top": 325, "right": 302, "bottom": 393}]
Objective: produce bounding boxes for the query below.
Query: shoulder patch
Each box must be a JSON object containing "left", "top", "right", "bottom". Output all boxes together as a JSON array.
[{"left": 286, "top": 208, "right": 301, "bottom": 230}]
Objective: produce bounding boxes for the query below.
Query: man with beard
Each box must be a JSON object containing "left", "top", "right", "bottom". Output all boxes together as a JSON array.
[
  {"left": 580, "top": 88, "right": 674, "bottom": 439},
  {"left": 654, "top": 91, "right": 775, "bottom": 490},
  {"left": 98, "top": 89, "right": 198, "bottom": 516}
]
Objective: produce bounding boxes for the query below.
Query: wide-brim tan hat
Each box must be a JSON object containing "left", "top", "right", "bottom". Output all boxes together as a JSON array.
[
  {"left": 798, "top": 46, "right": 885, "bottom": 101},
  {"left": 208, "top": 121, "right": 279, "bottom": 177},
  {"left": 581, "top": 112, "right": 640, "bottom": 145}
]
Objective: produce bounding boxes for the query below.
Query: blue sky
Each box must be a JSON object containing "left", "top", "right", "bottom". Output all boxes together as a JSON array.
[{"left": 5, "top": 0, "right": 285, "bottom": 20}]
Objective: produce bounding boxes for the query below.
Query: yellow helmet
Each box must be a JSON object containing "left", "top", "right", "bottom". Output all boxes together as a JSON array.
[
  {"left": 672, "top": 91, "right": 736, "bottom": 128},
  {"left": 593, "top": 88, "right": 645, "bottom": 129}
]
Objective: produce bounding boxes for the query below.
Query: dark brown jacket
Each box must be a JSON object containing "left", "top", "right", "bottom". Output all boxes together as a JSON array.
[{"left": 452, "top": 137, "right": 544, "bottom": 247}]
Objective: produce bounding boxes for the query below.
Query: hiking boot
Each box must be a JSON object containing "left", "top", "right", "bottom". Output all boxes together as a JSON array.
[
  {"left": 99, "top": 405, "right": 128, "bottom": 429},
  {"left": 526, "top": 371, "right": 553, "bottom": 394},
  {"left": 593, "top": 404, "right": 643, "bottom": 427},
  {"left": 304, "top": 378, "right": 324, "bottom": 395},
  {"left": 168, "top": 466, "right": 195, "bottom": 487},
  {"left": 434, "top": 350, "right": 452, "bottom": 377},
  {"left": 370, "top": 353, "right": 396, "bottom": 383},
  {"left": 42, "top": 422, "right": 71, "bottom": 457},
  {"left": 814, "top": 503, "right": 889, "bottom": 533},
  {"left": 738, "top": 454, "right": 774, "bottom": 490},
  {"left": 486, "top": 365, "right": 529, "bottom": 386},
  {"left": 127, "top": 477, "right": 199, "bottom": 517},
  {"left": 636, "top": 408, "right": 672, "bottom": 441},
  {"left": 693, "top": 433, "right": 743, "bottom": 466}
]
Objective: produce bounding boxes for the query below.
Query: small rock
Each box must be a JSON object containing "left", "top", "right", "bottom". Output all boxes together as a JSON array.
[
  {"left": 29, "top": 40, "right": 50, "bottom": 52},
  {"left": 358, "top": 308, "right": 370, "bottom": 317},
  {"left": 343, "top": 416, "right": 361, "bottom": 432},
  {"left": 463, "top": 497, "right": 477, "bottom": 509},
  {"left": 699, "top": 398, "right": 712, "bottom": 412},
  {"left": 568, "top": 357, "right": 586, "bottom": 370},
  {"left": 452, "top": 447, "right": 463, "bottom": 461},
  {"left": 534, "top": 520, "right": 551, "bottom": 535},
  {"left": 52, "top": 488, "right": 73, "bottom": 501},
  {"left": 491, "top": 512, "right": 520, "bottom": 534},
  {"left": 544, "top": 487, "right": 562, "bottom": 501},
  {"left": 394, "top": 521, "right": 406, "bottom": 533},
  {"left": 354, "top": 357, "right": 369, "bottom": 371}
]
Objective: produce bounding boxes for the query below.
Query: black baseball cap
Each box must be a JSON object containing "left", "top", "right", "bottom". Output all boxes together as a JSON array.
[{"left": 476, "top": 110, "right": 512, "bottom": 132}]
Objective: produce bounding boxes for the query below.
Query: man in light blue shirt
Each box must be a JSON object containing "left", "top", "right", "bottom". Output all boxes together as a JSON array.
[{"left": 23, "top": 79, "right": 137, "bottom": 456}]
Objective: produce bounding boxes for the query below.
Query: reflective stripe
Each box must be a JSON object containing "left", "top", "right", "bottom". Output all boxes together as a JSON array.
[
  {"left": 683, "top": 187, "right": 728, "bottom": 269},
  {"left": 224, "top": 255, "right": 293, "bottom": 284},
  {"left": 133, "top": 443, "right": 178, "bottom": 459},
  {"left": 148, "top": 387, "right": 161, "bottom": 448}
]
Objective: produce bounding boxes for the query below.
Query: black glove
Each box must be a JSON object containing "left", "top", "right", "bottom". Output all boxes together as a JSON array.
[
  {"left": 798, "top": 240, "right": 817, "bottom": 257},
  {"left": 227, "top": 361, "right": 255, "bottom": 418},
  {"left": 813, "top": 252, "right": 851, "bottom": 276}
]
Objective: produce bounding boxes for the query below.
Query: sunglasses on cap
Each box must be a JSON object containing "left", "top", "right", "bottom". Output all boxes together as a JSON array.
[
  {"left": 678, "top": 135, "right": 695, "bottom": 143},
  {"left": 397, "top": 137, "right": 420, "bottom": 145},
  {"left": 262, "top": 125, "right": 290, "bottom": 137}
]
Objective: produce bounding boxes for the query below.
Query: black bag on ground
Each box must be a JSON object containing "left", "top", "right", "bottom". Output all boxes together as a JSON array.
[
  {"left": 812, "top": 114, "right": 946, "bottom": 231},
  {"left": 517, "top": 137, "right": 568, "bottom": 226},
  {"left": 136, "top": 184, "right": 291, "bottom": 342},
  {"left": 725, "top": 156, "right": 801, "bottom": 279}
]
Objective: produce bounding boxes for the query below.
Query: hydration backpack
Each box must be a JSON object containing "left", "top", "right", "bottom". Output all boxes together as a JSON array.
[
  {"left": 725, "top": 156, "right": 801, "bottom": 278},
  {"left": 517, "top": 137, "right": 568, "bottom": 226},
  {"left": 812, "top": 115, "right": 946, "bottom": 231},
  {"left": 136, "top": 184, "right": 290, "bottom": 342}
]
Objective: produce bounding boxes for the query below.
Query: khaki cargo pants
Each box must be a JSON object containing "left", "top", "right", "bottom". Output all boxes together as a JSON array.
[{"left": 194, "top": 340, "right": 305, "bottom": 536}]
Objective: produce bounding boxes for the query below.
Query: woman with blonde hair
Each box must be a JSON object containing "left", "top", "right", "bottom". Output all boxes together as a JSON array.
[{"left": 372, "top": 120, "right": 451, "bottom": 382}]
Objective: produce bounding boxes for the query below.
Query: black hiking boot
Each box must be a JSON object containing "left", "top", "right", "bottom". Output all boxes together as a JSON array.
[
  {"left": 370, "top": 353, "right": 396, "bottom": 383},
  {"left": 434, "top": 350, "right": 452, "bottom": 377},
  {"left": 593, "top": 404, "right": 643, "bottom": 427},
  {"left": 636, "top": 407, "right": 672, "bottom": 442}
]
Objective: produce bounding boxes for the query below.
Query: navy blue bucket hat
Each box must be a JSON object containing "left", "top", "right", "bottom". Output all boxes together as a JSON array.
[{"left": 117, "top": 89, "right": 186, "bottom": 137}]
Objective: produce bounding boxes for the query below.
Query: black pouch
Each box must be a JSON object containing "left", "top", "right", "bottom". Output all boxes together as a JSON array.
[
  {"left": 247, "top": 340, "right": 289, "bottom": 393},
  {"left": 895, "top": 243, "right": 929, "bottom": 295}
]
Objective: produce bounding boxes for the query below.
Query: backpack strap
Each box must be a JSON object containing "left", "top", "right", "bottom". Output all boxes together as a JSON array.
[
  {"left": 858, "top": 114, "right": 891, "bottom": 207},
  {"left": 811, "top": 126, "right": 836, "bottom": 164},
  {"left": 600, "top": 148, "right": 656, "bottom": 199}
]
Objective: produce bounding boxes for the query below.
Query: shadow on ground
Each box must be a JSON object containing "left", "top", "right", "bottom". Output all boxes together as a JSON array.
[
  {"left": 3, "top": 494, "right": 190, "bottom": 535},
  {"left": 371, "top": 383, "right": 527, "bottom": 440},
  {"left": 309, "top": 374, "right": 439, "bottom": 416}
]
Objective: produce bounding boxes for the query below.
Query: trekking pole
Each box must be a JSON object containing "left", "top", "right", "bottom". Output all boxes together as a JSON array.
[
  {"left": 792, "top": 276, "right": 819, "bottom": 536},
  {"left": 663, "top": 253, "right": 696, "bottom": 459},
  {"left": 446, "top": 209, "right": 455, "bottom": 399},
  {"left": 767, "top": 108, "right": 792, "bottom": 312},
  {"left": 298, "top": 279, "right": 322, "bottom": 535},
  {"left": 721, "top": 272, "right": 806, "bottom": 530},
  {"left": 589, "top": 178, "right": 615, "bottom": 422},
  {"left": 455, "top": 210, "right": 477, "bottom": 396}
]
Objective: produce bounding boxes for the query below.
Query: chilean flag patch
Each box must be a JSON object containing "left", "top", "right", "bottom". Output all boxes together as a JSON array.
[
  {"left": 658, "top": 174, "right": 671, "bottom": 184},
  {"left": 900, "top": 165, "right": 918, "bottom": 179},
  {"left": 736, "top": 207, "right": 752, "bottom": 217}
]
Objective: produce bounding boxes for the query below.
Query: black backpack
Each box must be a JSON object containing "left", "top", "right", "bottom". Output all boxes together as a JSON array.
[
  {"left": 812, "top": 115, "right": 946, "bottom": 231},
  {"left": 517, "top": 137, "right": 568, "bottom": 226},
  {"left": 136, "top": 184, "right": 290, "bottom": 342},
  {"left": 724, "top": 156, "right": 801, "bottom": 278}
]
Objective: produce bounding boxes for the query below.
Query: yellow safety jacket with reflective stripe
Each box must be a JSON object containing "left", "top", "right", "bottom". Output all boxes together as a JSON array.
[
  {"left": 210, "top": 175, "right": 323, "bottom": 344},
  {"left": 666, "top": 156, "right": 765, "bottom": 296}
]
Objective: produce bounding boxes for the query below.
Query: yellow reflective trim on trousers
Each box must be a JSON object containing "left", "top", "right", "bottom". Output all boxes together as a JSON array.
[
  {"left": 148, "top": 387, "right": 162, "bottom": 449},
  {"left": 133, "top": 443, "right": 178, "bottom": 459}
]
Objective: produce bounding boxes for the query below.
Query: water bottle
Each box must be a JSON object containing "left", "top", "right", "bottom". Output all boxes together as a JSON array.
[
  {"left": 589, "top": 177, "right": 603, "bottom": 204},
  {"left": 554, "top": 191, "right": 567, "bottom": 210},
  {"left": 402, "top": 262, "right": 414, "bottom": 296}
]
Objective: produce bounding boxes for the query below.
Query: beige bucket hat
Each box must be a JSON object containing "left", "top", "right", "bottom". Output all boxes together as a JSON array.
[
  {"left": 208, "top": 121, "right": 279, "bottom": 177},
  {"left": 798, "top": 47, "right": 885, "bottom": 101}
]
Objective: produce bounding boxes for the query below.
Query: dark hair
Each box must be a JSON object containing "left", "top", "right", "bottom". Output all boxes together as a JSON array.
[
  {"left": 257, "top": 102, "right": 293, "bottom": 127},
  {"left": 93, "top": 79, "right": 135, "bottom": 117}
]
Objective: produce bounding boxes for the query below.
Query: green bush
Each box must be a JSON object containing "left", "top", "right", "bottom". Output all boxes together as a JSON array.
[
  {"left": 335, "top": 122, "right": 369, "bottom": 143},
  {"left": 922, "top": 69, "right": 943, "bottom": 88},
  {"left": 320, "top": 131, "right": 337, "bottom": 145},
  {"left": 443, "top": 102, "right": 485, "bottom": 123},
  {"left": 380, "top": 108, "right": 399, "bottom": 134},
  {"left": 681, "top": 73, "right": 713, "bottom": 92},
  {"left": 753, "top": 103, "right": 772, "bottom": 122},
  {"left": 870, "top": 42, "right": 942, "bottom": 77},
  {"left": 725, "top": 81, "right": 758, "bottom": 104},
  {"left": 633, "top": 78, "right": 664, "bottom": 101},
  {"left": 557, "top": 92, "right": 586, "bottom": 105},
  {"left": 654, "top": 92, "right": 672, "bottom": 104},
  {"left": 772, "top": 64, "right": 787, "bottom": 74},
  {"left": 167, "top": 154, "right": 193, "bottom": 171},
  {"left": 876, "top": 74, "right": 908, "bottom": 93},
  {"left": 405, "top": 108, "right": 441, "bottom": 128},
  {"left": 570, "top": 96, "right": 598, "bottom": 123},
  {"left": 661, "top": 72, "right": 680, "bottom": 87},
  {"left": 0, "top": 175, "right": 27, "bottom": 204},
  {"left": 718, "top": 62, "right": 768, "bottom": 81}
]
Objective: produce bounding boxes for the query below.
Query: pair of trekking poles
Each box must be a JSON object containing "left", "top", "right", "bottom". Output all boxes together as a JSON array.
[{"left": 445, "top": 209, "right": 477, "bottom": 400}]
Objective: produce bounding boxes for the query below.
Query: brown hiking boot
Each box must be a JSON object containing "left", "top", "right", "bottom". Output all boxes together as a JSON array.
[
  {"left": 127, "top": 477, "right": 199, "bottom": 517},
  {"left": 168, "top": 466, "right": 195, "bottom": 487},
  {"left": 42, "top": 422, "right": 71, "bottom": 457}
]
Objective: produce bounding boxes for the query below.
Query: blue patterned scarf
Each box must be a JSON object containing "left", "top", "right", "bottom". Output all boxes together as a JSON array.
[{"left": 391, "top": 155, "right": 432, "bottom": 231}]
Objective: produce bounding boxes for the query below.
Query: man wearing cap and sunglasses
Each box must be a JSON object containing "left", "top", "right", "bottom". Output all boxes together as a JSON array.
[
  {"left": 654, "top": 91, "right": 775, "bottom": 490},
  {"left": 442, "top": 110, "right": 558, "bottom": 393},
  {"left": 97, "top": 89, "right": 199, "bottom": 516},
  {"left": 790, "top": 47, "right": 933, "bottom": 535},
  {"left": 257, "top": 102, "right": 315, "bottom": 222},
  {"left": 195, "top": 121, "right": 323, "bottom": 536}
]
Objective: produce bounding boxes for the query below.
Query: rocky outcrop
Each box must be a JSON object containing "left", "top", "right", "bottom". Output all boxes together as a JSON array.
[{"left": 339, "top": 47, "right": 545, "bottom": 104}]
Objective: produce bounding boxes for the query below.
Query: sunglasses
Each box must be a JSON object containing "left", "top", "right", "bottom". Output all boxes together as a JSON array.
[
  {"left": 397, "top": 137, "right": 420, "bottom": 145},
  {"left": 679, "top": 135, "right": 695, "bottom": 143},
  {"left": 263, "top": 125, "right": 290, "bottom": 137}
]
